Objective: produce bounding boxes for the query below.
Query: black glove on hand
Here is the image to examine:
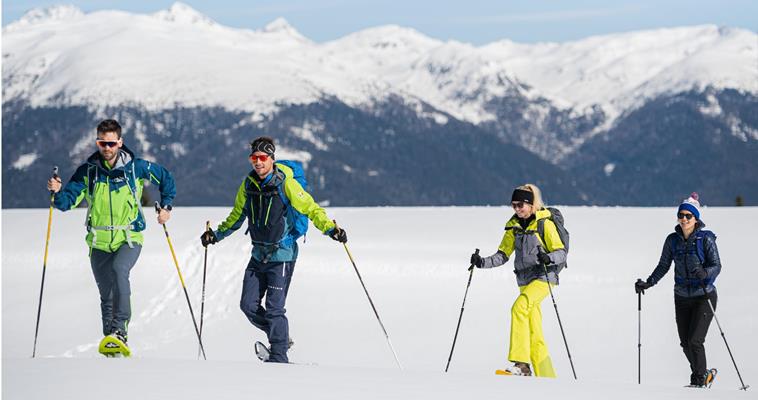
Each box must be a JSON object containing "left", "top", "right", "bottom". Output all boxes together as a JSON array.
[
  {"left": 693, "top": 267, "right": 708, "bottom": 280},
  {"left": 329, "top": 227, "right": 347, "bottom": 243},
  {"left": 469, "top": 252, "right": 483, "bottom": 270},
  {"left": 200, "top": 229, "right": 217, "bottom": 247},
  {"left": 635, "top": 279, "right": 652, "bottom": 294},
  {"left": 537, "top": 252, "right": 552, "bottom": 265}
]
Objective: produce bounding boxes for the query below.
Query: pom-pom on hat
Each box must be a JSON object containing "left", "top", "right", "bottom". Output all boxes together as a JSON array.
[{"left": 678, "top": 192, "right": 701, "bottom": 220}]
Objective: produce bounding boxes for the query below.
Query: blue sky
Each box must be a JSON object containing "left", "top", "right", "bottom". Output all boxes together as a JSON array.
[{"left": 3, "top": 0, "right": 756, "bottom": 44}]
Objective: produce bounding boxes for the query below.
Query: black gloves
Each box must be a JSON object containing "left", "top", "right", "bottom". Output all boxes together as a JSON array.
[
  {"left": 470, "top": 252, "right": 483, "bottom": 269},
  {"left": 537, "top": 252, "right": 552, "bottom": 265},
  {"left": 329, "top": 227, "right": 348, "bottom": 243},
  {"left": 200, "top": 229, "right": 217, "bottom": 247},
  {"left": 693, "top": 267, "right": 708, "bottom": 280},
  {"left": 635, "top": 279, "right": 652, "bottom": 294}
]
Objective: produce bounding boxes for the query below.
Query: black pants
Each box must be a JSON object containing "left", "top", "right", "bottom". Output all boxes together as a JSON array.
[{"left": 675, "top": 291, "right": 717, "bottom": 384}]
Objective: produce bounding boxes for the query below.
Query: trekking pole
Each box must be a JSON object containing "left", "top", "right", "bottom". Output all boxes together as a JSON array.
[
  {"left": 336, "top": 221, "right": 402, "bottom": 370},
  {"left": 198, "top": 220, "right": 210, "bottom": 360},
  {"left": 637, "top": 279, "right": 644, "bottom": 385},
  {"left": 700, "top": 282, "right": 749, "bottom": 391},
  {"left": 538, "top": 246, "right": 577, "bottom": 379},
  {"left": 32, "top": 166, "right": 59, "bottom": 358},
  {"left": 445, "top": 249, "right": 479, "bottom": 372},
  {"left": 155, "top": 202, "right": 207, "bottom": 360}
]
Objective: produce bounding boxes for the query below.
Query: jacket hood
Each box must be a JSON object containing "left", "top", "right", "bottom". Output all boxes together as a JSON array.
[
  {"left": 508, "top": 208, "right": 552, "bottom": 225},
  {"left": 86, "top": 144, "right": 136, "bottom": 170}
]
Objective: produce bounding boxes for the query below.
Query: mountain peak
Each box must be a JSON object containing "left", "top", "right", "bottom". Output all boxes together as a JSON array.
[
  {"left": 153, "top": 2, "right": 216, "bottom": 25},
  {"left": 263, "top": 17, "right": 294, "bottom": 32},
  {"left": 4, "top": 5, "right": 83, "bottom": 31},
  {"left": 260, "top": 17, "right": 308, "bottom": 42}
]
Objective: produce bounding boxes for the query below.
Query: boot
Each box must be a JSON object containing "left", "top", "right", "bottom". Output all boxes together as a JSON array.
[{"left": 501, "top": 362, "right": 532, "bottom": 376}]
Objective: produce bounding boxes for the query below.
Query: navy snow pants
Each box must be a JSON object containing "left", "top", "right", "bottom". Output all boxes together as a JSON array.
[
  {"left": 90, "top": 244, "right": 142, "bottom": 337},
  {"left": 240, "top": 257, "right": 296, "bottom": 363}
]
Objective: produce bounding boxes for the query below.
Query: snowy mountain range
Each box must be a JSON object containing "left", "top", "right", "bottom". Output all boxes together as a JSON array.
[{"left": 3, "top": 3, "right": 757, "bottom": 207}]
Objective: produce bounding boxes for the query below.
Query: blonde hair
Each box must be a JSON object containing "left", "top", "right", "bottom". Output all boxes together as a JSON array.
[{"left": 517, "top": 183, "right": 545, "bottom": 214}]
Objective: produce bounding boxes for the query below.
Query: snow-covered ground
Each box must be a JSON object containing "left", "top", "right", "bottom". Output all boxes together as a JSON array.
[{"left": 2, "top": 206, "right": 756, "bottom": 399}]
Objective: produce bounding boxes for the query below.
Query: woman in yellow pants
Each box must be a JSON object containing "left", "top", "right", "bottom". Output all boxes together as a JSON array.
[{"left": 470, "top": 184, "right": 566, "bottom": 377}]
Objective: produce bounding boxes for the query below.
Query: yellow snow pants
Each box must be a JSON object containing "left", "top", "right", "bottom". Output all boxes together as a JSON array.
[{"left": 507, "top": 279, "right": 556, "bottom": 378}]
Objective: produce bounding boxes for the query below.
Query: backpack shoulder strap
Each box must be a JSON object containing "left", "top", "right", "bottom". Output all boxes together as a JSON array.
[
  {"left": 537, "top": 218, "right": 547, "bottom": 246},
  {"left": 695, "top": 230, "right": 715, "bottom": 265}
]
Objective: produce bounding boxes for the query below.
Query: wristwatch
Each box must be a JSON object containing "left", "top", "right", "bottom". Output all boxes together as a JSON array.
[{"left": 163, "top": 204, "right": 173, "bottom": 211}]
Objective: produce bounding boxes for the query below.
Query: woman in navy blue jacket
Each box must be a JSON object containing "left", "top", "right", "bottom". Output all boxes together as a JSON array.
[{"left": 635, "top": 193, "right": 721, "bottom": 388}]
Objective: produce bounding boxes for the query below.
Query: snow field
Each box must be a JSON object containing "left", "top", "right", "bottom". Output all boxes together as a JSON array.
[{"left": 2, "top": 206, "right": 756, "bottom": 399}]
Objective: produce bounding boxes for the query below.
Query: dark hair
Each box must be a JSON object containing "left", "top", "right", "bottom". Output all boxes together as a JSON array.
[{"left": 97, "top": 119, "right": 122, "bottom": 138}]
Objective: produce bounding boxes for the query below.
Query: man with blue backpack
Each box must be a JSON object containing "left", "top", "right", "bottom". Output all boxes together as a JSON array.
[{"left": 200, "top": 136, "right": 347, "bottom": 363}]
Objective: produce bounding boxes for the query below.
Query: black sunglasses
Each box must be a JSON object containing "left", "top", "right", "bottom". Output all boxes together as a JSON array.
[
  {"left": 96, "top": 140, "right": 119, "bottom": 148},
  {"left": 677, "top": 212, "right": 695, "bottom": 220}
]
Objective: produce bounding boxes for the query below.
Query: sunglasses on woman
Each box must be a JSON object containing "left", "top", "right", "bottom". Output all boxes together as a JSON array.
[
  {"left": 511, "top": 201, "right": 529, "bottom": 209},
  {"left": 677, "top": 212, "right": 695, "bottom": 220}
]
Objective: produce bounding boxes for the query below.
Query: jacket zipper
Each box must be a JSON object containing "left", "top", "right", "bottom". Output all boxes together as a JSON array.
[
  {"left": 264, "top": 197, "right": 273, "bottom": 226},
  {"left": 107, "top": 175, "right": 114, "bottom": 251}
]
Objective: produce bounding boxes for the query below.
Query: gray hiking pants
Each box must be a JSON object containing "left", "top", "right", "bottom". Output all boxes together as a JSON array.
[{"left": 90, "top": 244, "right": 141, "bottom": 336}]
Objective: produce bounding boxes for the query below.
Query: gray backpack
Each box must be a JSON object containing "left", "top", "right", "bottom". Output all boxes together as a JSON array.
[{"left": 537, "top": 207, "right": 570, "bottom": 269}]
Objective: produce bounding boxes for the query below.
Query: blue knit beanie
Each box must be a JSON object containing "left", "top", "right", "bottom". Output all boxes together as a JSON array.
[{"left": 678, "top": 192, "right": 701, "bottom": 220}]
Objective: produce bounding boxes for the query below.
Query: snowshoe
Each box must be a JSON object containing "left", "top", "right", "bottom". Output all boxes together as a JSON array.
[
  {"left": 98, "top": 333, "right": 131, "bottom": 358},
  {"left": 704, "top": 368, "right": 717, "bottom": 388},
  {"left": 684, "top": 369, "right": 717, "bottom": 388},
  {"left": 254, "top": 341, "right": 270, "bottom": 362},
  {"left": 496, "top": 362, "right": 532, "bottom": 376}
]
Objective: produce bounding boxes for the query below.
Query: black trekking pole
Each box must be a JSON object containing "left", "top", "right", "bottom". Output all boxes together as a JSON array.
[
  {"left": 637, "top": 279, "right": 644, "bottom": 385},
  {"left": 198, "top": 220, "right": 210, "bottom": 360},
  {"left": 32, "top": 166, "right": 59, "bottom": 358},
  {"left": 445, "top": 249, "right": 479, "bottom": 372},
  {"left": 538, "top": 246, "right": 578, "bottom": 380},
  {"left": 155, "top": 202, "right": 207, "bottom": 360},
  {"left": 336, "top": 221, "right": 402, "bottom": 370},
  {"left": 700, "top": 282, "right": 749, "bottom": 391}
]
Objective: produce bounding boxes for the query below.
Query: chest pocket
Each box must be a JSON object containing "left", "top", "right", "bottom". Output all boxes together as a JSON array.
[
  {"left": 513, "top": 232, "right": 541, "bottom": 271},
  {"left": 674, "top": 240, "right": 704, "bottom": 267},
  {"left": 246, "top": 183, "right": 288, "bottom": 245}
]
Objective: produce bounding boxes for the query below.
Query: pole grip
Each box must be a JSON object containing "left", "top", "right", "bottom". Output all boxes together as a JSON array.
[
  {"left": 154, "top": 201, "right": 161, "bottom": 213},
  {"left": 49, "top": 166, "right": 60, "bottom": 196}
]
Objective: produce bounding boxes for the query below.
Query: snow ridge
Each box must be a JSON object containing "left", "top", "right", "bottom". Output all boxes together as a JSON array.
[{"left": 2, "top": 4, "right": 756, "bottom": 129}]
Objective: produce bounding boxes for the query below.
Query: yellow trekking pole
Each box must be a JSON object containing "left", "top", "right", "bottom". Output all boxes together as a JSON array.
[
  {"left": 155, "top": 202, "right": 207, "bottom": 360},
  {"left": 32, "top": 166, "right": 59, "bottom": 358}
]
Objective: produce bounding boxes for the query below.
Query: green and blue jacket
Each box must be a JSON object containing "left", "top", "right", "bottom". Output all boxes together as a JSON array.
[
  {"left": 214, "top": 163, "right": 335, "bottom": 263},
  {"left": 53, "top": 145, "right": 176, "bottom": 252}
]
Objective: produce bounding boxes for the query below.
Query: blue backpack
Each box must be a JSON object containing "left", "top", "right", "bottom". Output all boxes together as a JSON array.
[
  {"left": 275, "top": 160, "right": 309, "bottom": 242},
  {"left": 671, "top": 230, "right": 712, "bottom": 264}
]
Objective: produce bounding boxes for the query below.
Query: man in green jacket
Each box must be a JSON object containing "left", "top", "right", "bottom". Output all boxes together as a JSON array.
[
  {"left": 201, "top": 136, "right": 346, "bottom": 363},
  {"left": 47, "top": 119, "right": 176, "bottom": 353}
]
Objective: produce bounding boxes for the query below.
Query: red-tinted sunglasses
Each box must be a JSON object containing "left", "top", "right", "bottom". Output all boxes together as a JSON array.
[
  {"left": 249, "top": 154, "right": 270, "bottom": 162},
  {"left": 96, "top": 140, "right": 120, "bottom": 148}
]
